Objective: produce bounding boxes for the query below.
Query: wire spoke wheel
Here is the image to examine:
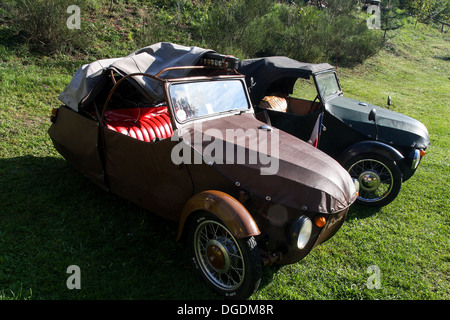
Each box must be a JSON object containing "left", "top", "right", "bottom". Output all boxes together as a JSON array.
[
  {"left": 195, "top": 219, "right": 245, "bottom": 290},
  {"left": 349, "top": 159, "right": 393, "bottom": 201},
  {"left": 188, "top": 212, "right": 262, "bottom": 299},
  {"left": 345, "top": 153, "right": 402, "bottom": 207}
]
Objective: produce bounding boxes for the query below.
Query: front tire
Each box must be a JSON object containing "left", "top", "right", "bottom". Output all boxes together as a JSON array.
[
  {"left": 344, "top": 153, "right": 402, "bottom": 207},
  {"left": 188, "top": 212, "right": 262, "bottom": 299}
]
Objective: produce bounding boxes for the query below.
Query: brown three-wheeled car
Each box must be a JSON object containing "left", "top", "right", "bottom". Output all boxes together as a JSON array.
[{"left": 49, "top": 43, "right": 357, "bottom": 299}]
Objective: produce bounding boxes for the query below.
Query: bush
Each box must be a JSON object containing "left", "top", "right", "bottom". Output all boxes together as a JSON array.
[
  {"left": 4, "top": 0, "right": 91, "bottom": 54},
  {"left": 1, "top": 0, "right": 385, "bottom": 64},
  {"left": 202, "top": 1, "right": 384, "bottom": 64},
  {"left": 201, "top": 0, "right": 275, "bottom": 55}
]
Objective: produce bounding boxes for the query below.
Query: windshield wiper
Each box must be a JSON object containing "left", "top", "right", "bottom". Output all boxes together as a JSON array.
[{"left": 219, "top": 108, "right": 247, "bottom": 115}]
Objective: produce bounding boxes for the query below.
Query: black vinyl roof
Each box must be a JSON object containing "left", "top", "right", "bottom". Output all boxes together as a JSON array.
[{"left": 238, "top": 56, "right": 334, "bottom": 104}]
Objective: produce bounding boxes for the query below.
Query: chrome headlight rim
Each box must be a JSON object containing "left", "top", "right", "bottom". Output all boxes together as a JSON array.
[
  {"left": 288, "top": 216, "right": 312, "bottom": 250},
  {"left": 411, "top": 149, "right": 421, "bottom": 169}
]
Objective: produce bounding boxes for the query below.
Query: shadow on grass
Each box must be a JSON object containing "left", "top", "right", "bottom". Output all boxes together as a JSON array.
[
  {"left": 1, "top": 155, "right": 343, "bottom": 300},
  {"left": 254, "top": 203, "right": 382, "bottom": 297},
  {"left": 346, "top": 204, "right": 380, "bottom": 221},
  {"left": 433, "top": 55, "right": 450, "bottom": 61},
  {"left": 0, "top": 155, "right": 217, "bottom": 300}
]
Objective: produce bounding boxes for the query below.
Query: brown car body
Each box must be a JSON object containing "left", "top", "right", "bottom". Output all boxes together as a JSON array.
[{"left": 48, "top": 43, "right": 357, "bottom": 299}]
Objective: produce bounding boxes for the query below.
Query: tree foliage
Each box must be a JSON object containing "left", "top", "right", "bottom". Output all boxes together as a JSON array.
[{"left": 402, "top": 0, "right": 449, "bottom": 23}]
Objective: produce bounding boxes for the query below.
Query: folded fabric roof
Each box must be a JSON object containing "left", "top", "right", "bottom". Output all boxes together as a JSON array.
[{"left": 59, "top": 42, "right": 214, "bottom": 111}]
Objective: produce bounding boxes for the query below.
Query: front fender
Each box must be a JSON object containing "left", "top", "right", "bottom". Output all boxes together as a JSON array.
[
  {"left": 176, "top": 190, "right": 260, "bottom": 241},
  {"left": 337, "top": 140, "right": 404, "bottom": 166}
]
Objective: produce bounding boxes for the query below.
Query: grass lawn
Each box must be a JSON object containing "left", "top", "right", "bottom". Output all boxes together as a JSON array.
[{"left": 0, "top": 17, "right": 448, "bottom": 300}]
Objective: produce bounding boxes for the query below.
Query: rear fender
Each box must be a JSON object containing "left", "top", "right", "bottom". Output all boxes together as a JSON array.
[
  {"left": 176, "top": 190, "right": 260, "bottom": 241},
  {"left": 337, "top": 141, "right": 404, "bottom": 166}
]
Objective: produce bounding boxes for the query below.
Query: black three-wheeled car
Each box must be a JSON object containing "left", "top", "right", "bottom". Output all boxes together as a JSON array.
[{"left": 238, "top": 56, "right": 430, "bottom": 207}]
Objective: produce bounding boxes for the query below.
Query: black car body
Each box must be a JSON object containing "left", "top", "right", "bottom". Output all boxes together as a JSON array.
[{"left": 238, "top": 56, "right": 430, "bottom": 207}]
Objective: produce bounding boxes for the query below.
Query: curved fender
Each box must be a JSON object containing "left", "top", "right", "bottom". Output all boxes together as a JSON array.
[
  {"left": 176, "top": 190, "right": 260, "bottom": 241},
  {"left": 337, "top": 140, "right": 404, "bottom": 165}
]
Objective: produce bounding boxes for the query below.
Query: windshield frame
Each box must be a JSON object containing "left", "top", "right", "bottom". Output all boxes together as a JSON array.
[
  {"left": 313, "top": 71, "right": 343, "bottom": 102},
  {"left": 166, "top": 76, "right": 252, "bottom": 125}
]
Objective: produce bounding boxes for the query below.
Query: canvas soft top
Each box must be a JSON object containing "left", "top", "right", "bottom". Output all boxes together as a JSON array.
[
  {"left": 59, "top": 42, "right": 215, "bottom": 111},
  {"left": 238, "top": 56, "right": 334, "bottom": 105}
]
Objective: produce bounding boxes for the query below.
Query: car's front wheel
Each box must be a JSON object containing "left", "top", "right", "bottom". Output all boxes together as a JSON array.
[
  {"left": 344, "top": 153, "right": 402, "bottom": 207},
  {"left": 188, "top": 212, "right": 262, "bottom": 299}
]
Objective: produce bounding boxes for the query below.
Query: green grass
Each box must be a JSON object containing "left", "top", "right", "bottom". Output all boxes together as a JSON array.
[
  {"left": 254, "top": 22, "right": 450, "bottom": 300},
  {"left": 0, "top": 13, "right": 449, "bottom": 299}
]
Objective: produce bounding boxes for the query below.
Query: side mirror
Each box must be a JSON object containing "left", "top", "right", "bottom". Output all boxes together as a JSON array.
[
  {"left": 368, "top": 108, "right": 377, "bottom": 122},
  {"left": 369, "top": 108, "right": 379, "bottom": 141}
]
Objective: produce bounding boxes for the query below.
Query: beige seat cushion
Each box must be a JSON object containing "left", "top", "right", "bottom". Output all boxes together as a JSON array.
[{"left": 259, "top": 95, "right": 288, "bottom": 112}]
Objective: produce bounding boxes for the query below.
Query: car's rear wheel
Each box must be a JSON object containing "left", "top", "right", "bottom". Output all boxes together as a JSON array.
[
  {"left": 345, "top": 153, "right": 402, "bottom": 207},
  {"left": 188, "top": 212, "right": 262, "bottom": 299}
]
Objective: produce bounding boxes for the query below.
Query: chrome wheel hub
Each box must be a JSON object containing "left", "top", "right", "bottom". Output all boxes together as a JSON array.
[
  {"left": 194, "top": 220, "right": 245, "bottom": 290},
  {"left": 359, "top": 170, "right": 381, "bottom": 192},
  {"left": 348, "top": 158, "right": 394, "bottom": 202},
  {"left": 205, "top": 239, "right": 231, "bottom": 274}
]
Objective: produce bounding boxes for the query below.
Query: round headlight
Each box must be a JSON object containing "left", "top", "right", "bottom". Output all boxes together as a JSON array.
[{"left": 288, "top": 216, "right": 312, "bottom": 250}]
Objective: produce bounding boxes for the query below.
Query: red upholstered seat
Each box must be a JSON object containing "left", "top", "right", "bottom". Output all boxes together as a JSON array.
[{"left": 105, "top": 106, "right": 173, "bottom": 142}]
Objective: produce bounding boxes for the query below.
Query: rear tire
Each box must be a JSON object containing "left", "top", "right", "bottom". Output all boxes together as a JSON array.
[
  {"left": 344, "top": 153, "right": 402, "bottom": 207},
  {"left": 188, "top": 212, "right": 262, "bottom": 299}
]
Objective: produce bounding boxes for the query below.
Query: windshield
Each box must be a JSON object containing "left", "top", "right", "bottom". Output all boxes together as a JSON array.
[
  {"left": 315, "top": 72, "right": 342, "bottom": 101},
  {"left": 169, "top": 79, "right": 250, "bottom": 122}
]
